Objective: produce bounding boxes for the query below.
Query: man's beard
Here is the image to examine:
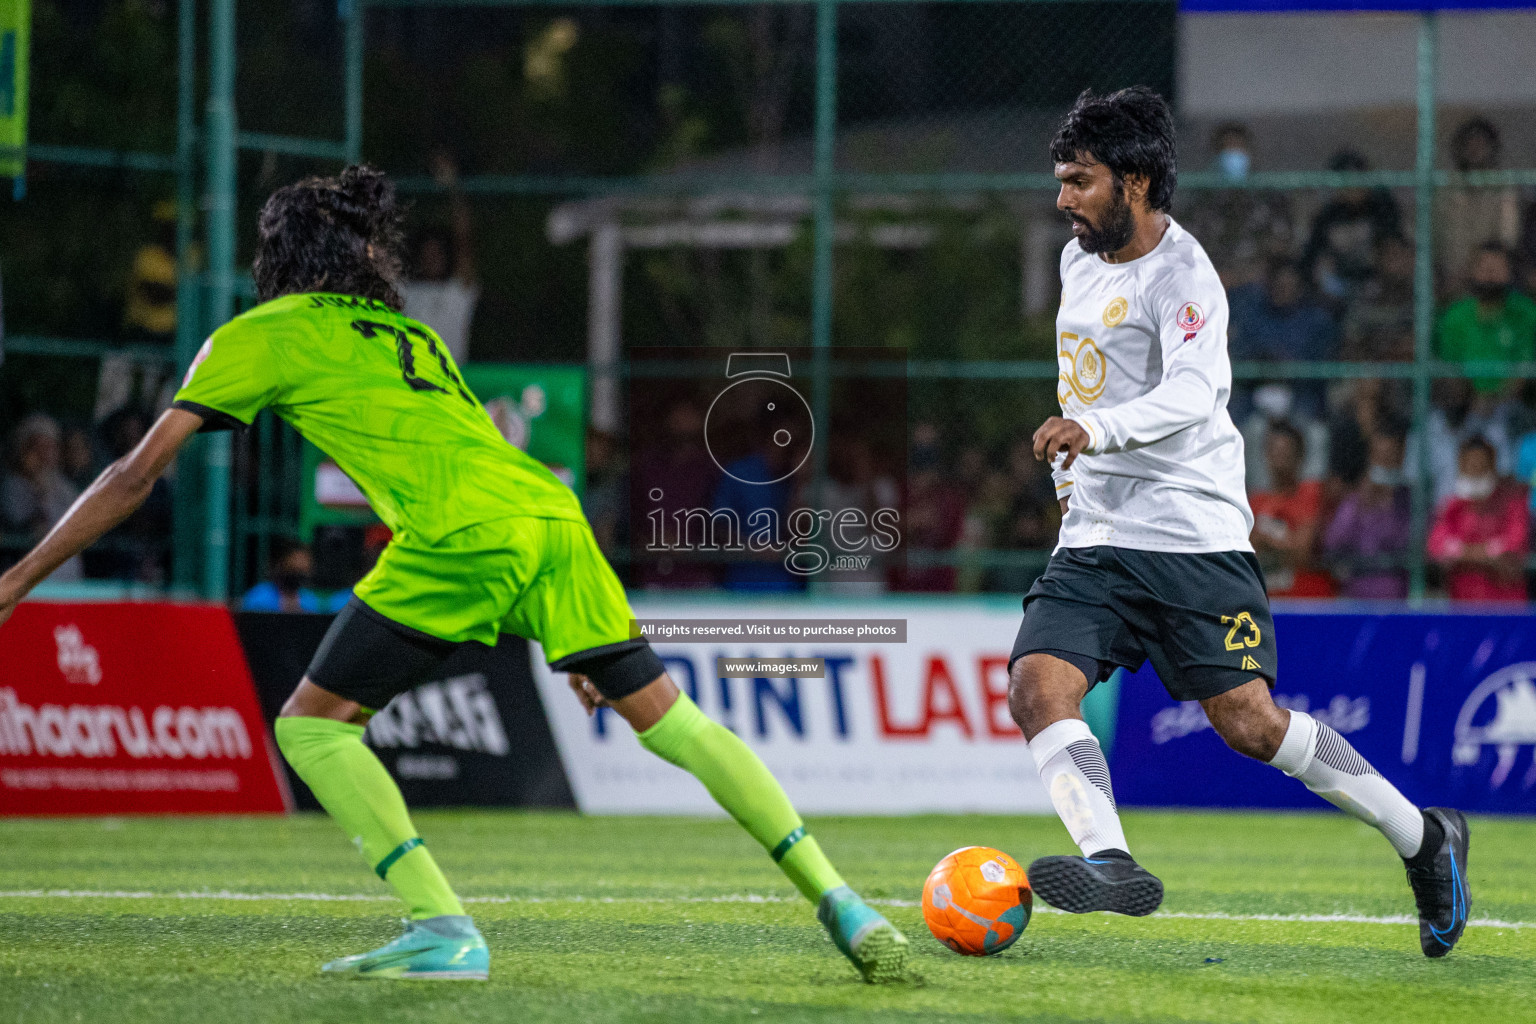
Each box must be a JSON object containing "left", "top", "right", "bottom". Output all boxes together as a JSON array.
[{"left": 1073, "top": 184, "right": 1136, "bottom": 255}]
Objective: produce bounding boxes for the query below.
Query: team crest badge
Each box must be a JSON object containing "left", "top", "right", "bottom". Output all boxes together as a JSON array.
[
  {"left": 1058, "top": 333, "right": 1107, "bottom": 405},
  {"left": 1075, "top": 341, "right": 1105, "bottom": 396},
  {"left": 1102, "top": 296, "right": 1128, "bottom": 328},
  {"left": 1176, "top": 302, "right": 1205, "bottom": 331}
]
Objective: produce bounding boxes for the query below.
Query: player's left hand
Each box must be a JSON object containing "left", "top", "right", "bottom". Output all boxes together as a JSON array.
[
  {"left": 1033, "top": 416, "right": 1091, "bottom": 470},
  {"left": 567, "top": 673, "right": 609, "bottom": 716}
]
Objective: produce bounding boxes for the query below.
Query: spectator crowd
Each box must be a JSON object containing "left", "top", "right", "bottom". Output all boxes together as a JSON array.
[
  {"left": 1, "top": 408, "right": 173, "bottom": 585},
  {"left": 840, "top": 116, "right": 1536, "bottom": 602},
  {"left": 1201, "top": 115, "right": 1535, "bottom": 603},
  {"left": 6, "top": 122, "right": 1536, "bottom": 603}
]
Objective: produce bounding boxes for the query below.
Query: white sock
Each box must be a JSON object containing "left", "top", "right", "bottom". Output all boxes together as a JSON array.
[
  {"left": 1030, "top": 718, "right": 1129, "bottom": 857},
  {"left": 1269, "top": 710, "right": 1425, "bottom": 858}
]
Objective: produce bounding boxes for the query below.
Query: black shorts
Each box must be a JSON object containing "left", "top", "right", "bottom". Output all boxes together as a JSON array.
[
  {"left": 306, "top": 597, "right": 665, "bottom": 712},
  {"left": 1010, "top": 546, "right": 1277, "bottom": 703}
]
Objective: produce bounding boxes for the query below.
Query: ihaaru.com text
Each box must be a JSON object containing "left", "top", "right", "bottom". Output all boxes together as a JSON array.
[{"left": 645, "top": 496, "right": 901, "bottom": 576}]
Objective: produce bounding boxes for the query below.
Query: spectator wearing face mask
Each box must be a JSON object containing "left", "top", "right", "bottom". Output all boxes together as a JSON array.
[
  {"left": 1411, "top": 376, "right": 1514, "bottom": 509},
  {"left": 241, "top": 539, "right": 337, "bottom": 613},
  {"left": 1426, "top": 436, "right": 1529, "bottom": 602},
  {"left": 1324, "top": 427, "right": 1412, "bottom": 599},
  {"left": 1436, "top": 243, "right": 1536, "bottom": 399},
  {"left": 1248, "top": 420, "right": 1335, "bottom": 598},
  {"left": 1180, "top": 122, "right": 1295, "bottom": 289}
]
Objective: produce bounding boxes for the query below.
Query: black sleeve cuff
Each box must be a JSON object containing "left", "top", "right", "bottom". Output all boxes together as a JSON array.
[{"left": 172, "top": 399, "right": 249, "bottom": 433}]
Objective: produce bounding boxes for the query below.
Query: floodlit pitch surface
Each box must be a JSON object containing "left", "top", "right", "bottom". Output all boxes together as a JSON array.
[{"left": 3, "top": 811, "right": 1532, "bottom": 1023}]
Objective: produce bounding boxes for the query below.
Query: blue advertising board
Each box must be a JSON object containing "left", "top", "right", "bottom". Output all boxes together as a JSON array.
[{"left": 1112, "top": 610, "right": 1536, "bottom": 814}]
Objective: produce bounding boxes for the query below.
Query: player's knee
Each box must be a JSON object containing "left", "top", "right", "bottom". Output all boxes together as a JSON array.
[
  {"left": 1212, "top": 720, "right": 1269, "bottom": 760},
  {"left": 1207, "top": 700, "right": 1286, "bottom": 761},
  {"left": 1007, "top": 655, "right": 1067, "bottom": 736}
]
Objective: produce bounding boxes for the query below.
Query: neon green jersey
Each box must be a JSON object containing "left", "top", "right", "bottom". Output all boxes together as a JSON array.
[{"left": 173, "top": 292, "right": 584, "bottom": 542}]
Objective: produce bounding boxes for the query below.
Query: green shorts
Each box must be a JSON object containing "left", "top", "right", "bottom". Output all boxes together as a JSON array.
[{"left": 351, "top": 515, "right": 634, "bottom": 662}]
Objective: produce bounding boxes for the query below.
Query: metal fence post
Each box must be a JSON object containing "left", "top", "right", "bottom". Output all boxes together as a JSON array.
[
  {"left": 202, "top": 0, "right": 238, "bottom": 601},
  {"left": 171, "top": 0, "right": 201, "bottom": 594},
  {"left": 343, "top": 0, "right": 364, "bottom": 163},
  {"left": 1409, "top": 11, "right": 1437, "bottom": 603},
  {"left": 809, "top": 0, "right": 836, "bottom": 513}
]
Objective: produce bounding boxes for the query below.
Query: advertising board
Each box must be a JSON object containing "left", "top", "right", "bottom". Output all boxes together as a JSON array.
[
  {"left": 528, "top": 598, "right": 1120, "bottom": 816},
  {"left": 1113, "top": 610, "right": 1536, "bottom": 814},
  {"left": 0, "top": 602, "right": 290, "bottom": 815}
]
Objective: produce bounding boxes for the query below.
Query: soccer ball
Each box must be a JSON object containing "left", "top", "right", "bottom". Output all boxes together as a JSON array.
[{"left": 921, "top": 846, "right": 1032, "bottom": 955}]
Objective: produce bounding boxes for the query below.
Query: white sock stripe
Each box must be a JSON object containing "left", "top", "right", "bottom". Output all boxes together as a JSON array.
[
  {"left": 1065, "top": 738, "right": 1117, "bottom": 809},
  {"left": 1, "top": 889, "right": 1531, "bottom": 931}
]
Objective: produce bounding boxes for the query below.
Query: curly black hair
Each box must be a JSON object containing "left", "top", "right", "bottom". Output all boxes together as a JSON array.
[
  {"left": 252, "top": 164, "right": 407, "bottom": 309},
  {"left": 1049, "top": 86, "right": 1177, "bottom": 213}
]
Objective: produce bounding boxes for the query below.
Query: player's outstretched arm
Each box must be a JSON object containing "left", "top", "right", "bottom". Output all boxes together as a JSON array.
[{"left": 0, "top": 407, "right": 204, "bottom": 627}]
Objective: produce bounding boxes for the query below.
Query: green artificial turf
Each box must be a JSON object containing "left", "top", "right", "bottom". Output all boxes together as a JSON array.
[{"left": 2, "top": 810, "right": 1532, "bottom": 1023}]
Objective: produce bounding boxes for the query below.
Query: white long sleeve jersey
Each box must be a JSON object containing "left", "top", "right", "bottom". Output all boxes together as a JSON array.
[{"left": 1052, "top": 217, "right": 1254, "bottom": 553}]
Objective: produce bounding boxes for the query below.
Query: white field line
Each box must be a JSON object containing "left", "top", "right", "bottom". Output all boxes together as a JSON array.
[{"left": 0, "top": 888, "right": 1532, "bottom": 931}]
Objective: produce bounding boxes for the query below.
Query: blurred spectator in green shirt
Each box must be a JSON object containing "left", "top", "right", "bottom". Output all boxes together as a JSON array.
[{"left": 1436, "top": 243, "right": 1536, "bottom": 396}]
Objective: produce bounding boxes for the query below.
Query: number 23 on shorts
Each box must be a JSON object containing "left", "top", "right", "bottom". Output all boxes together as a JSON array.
[{"left": 1220, "top": 612, "right": 1262, "bottom": 651}]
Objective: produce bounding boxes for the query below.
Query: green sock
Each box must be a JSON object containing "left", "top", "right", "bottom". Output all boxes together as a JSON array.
[
  {"left": 274, "top": 716, "right": 464, "bottom": 920},
  {"left": 637, "top": 693, "right": 845, "bottom": 903}
]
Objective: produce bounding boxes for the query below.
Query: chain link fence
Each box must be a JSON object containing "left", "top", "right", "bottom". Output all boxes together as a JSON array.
[{"left": 2, "top": 1, "right": 1533, "bottom": 603}]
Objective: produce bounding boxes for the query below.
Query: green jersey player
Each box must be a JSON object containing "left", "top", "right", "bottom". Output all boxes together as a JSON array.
[{"left": 0, "top": 166, "right": 908, "bottom": 983}]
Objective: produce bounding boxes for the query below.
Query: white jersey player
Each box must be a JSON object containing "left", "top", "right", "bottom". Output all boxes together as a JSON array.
[
  {"left": 1052, "top": 217, "right": 1251, "bottom": 553},
  {"left": 1005, "top": 87, "right": 1470, "bottom": 959}
]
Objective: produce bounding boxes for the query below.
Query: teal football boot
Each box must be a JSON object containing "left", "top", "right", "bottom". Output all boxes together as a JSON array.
[
  {"left": 815, "top": 886, "right": 910, "bottom": 983},
  {"left": 322, "top": 916, "right": 489, "bottom": 980}
]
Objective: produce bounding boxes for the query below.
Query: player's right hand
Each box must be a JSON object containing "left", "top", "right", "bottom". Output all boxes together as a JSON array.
[
  {"left": 567, "top": 673, "right": 609, "bottom": 716},
  {"left": 1032, "top": 416, "right": 1091, "bottom": 470}
]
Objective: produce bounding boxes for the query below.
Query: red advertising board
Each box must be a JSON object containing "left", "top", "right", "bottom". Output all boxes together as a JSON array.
[{"left": 0, "top": 602, "right": 291, "bottom": 815}]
